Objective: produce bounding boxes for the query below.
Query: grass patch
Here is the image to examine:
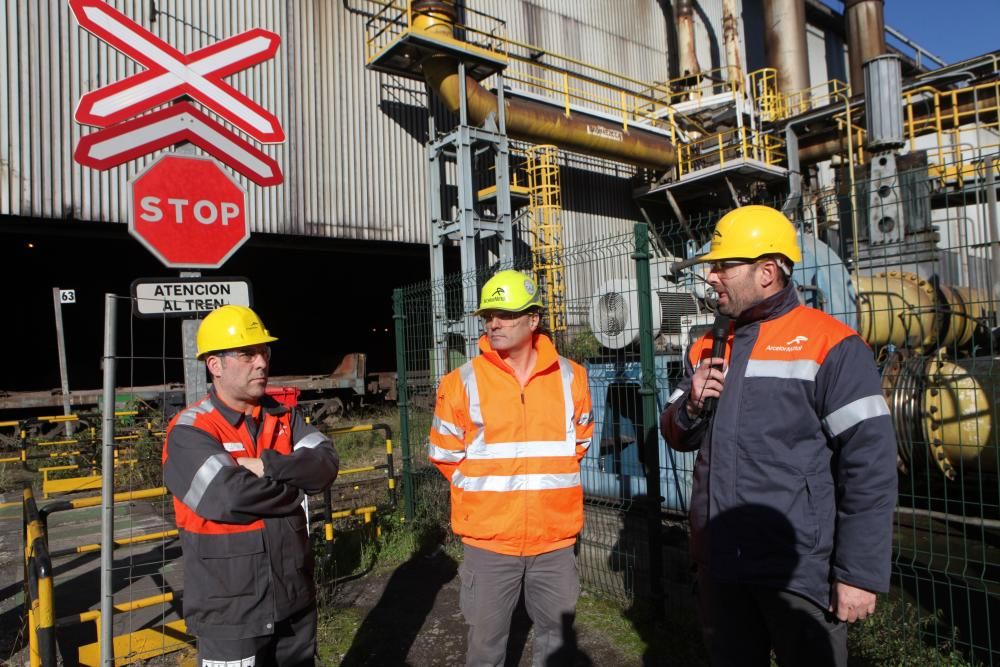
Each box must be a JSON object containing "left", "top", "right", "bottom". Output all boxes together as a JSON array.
[
  {"left": 316, "top": 605, "right": 366, "bottom": 664},
  {"left": 576, "top": 592, "right": 708, "bottom": 665}
]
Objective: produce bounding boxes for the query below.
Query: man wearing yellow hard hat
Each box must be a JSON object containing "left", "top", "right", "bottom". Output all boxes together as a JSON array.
[
  {"left": 660, "top": 206, "right": 896, "bottom": 666},
  {"left": 428, "top": 270, "right": 594, "bottom": 666},
  {"left": 162, "top": 305, "right": 339, "bottom": 666}
]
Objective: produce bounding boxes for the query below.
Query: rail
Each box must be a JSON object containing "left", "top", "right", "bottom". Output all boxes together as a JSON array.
[
  {"left": 676, "top": 125, "right": 786, "bottom": 177},
  {"left": 23, "top": 486, "right": 57, "bottom": 667},
  {"left": 318, "top": 423, "right": 396, "bottom": 564},
  {"left": 903, "top": 80, "right": 1000, "bottom": 187}
]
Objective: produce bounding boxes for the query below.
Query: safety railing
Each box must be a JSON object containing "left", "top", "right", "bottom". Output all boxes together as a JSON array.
[
  {"left": 749, "top": 69, "right": 851, "bottom": 122},
  {"left": 317, "top": 423, "right": 397, "bottom": 560},
  {"left": 23, "top": 486, "right": 57, "bottom": 667},
  {"left": 364, "top": 0, "right": 687, "bottom": 137},
  {"left": 37, "top": 486, "right": 192, "bottom": 666},
  {"left": 365, "top": 0, "right": 509, "bottom": 66},
  {"left": 903, "top": 80, "right": 1000, "bottom": 187},
  {"left": 640, "top": 65, "right": 744, "bottom": 107},
  {"left": 526, "top": 144, "right": 567, "bottom": 333},
  {"left": 676, "top": 125, "right": 786, "bottom": 177}
]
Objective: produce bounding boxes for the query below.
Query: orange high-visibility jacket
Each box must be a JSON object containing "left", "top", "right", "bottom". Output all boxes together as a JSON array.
[{"left": 429, "top": 333, "right": 594, "bottom": 556}]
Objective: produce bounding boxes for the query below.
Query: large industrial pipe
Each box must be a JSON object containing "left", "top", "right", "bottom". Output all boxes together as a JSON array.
[
  {"left": 722, "top": 0, "right": 742, "bottom": 81},
  {"left": 762, "top": 0, "right": 810, "bottom": 96},
  {"left": 413, "top": 1, "right": 676, "bottom": 170},
  {"left": 675, "top": 0, "right": 702, "bottom": 81},
  {"left": 845, "top": 0, "right": 886, "bottom": 95}
]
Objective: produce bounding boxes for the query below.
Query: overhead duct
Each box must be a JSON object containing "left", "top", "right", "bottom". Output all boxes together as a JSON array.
[
  {"left": 675, "top": 0, "right": 702, "bottom": 81},
  {"left": 762, "top": 0, "right": 810, "bottom": 96},
  {"left": 412, "top": 1, "right": 676, "bottom": 171},
  {"left": 845, "top": 0, "right": 886, "bottom": 94}
]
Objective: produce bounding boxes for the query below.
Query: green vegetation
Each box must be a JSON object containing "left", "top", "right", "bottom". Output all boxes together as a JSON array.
[{"left": 847, "top": 598, "right": 979, "bottom": 667}]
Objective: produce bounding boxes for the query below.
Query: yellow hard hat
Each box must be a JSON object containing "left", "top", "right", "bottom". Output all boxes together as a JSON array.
[
  {"left": 698, "top": 205, "right": 802, "bottom": 264},
  {"left": 476, "top": 270, "right": 542, "bottom": 314},
  {"left": 196, "top": 305, "right": 278, "bottom": 359}
]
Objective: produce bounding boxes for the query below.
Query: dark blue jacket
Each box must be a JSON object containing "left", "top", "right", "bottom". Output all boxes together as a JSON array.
[{"left": 661, "top": 283, "right": 897, "bottom": 608}]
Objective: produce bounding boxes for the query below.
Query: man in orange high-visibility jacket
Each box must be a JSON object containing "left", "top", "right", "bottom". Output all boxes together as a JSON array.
[
  {"left": 429, "top": 270, "right": 594, "bottom": 667},
  {"left": 661, "top": 207, "right": 896, "bottom": 667},
  {"left": 163, "top": 305, "right": 339, "bottom": 667}
]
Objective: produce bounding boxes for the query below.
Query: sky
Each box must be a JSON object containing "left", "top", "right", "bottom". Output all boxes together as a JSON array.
[{"left": 819, "top": 0, "right": 1000, "bottom": 66}]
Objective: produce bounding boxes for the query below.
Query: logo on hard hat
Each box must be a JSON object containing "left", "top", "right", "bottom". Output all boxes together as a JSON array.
[
  {"left": 491, "top": 287, "right": 506, "bottom": 298},
  {"left": 523, "top": 280, "right": 535, "bottom": 295}
]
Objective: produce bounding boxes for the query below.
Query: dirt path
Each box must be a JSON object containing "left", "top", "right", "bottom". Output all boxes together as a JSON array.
[{"left": 326, "top": 547, "right": 639, "bottom": 666}]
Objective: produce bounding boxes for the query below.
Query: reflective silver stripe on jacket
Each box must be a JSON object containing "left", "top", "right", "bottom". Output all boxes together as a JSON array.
[
  {"left": 177, "top": 397, "right": 214, "bottom": 426},
  {"left": 293, "top": 432, "right": 327, "bottom": 451},
  {"left": 823, "top": 394, "right": 890, "bottom": 437},
  {"left": 668, "top": 388, "right": 684, "bottom": 403},
  {"left": 428, "top": 443, "right": 466, "bottom": 463},
  {"left": 450, "top": 356, "right": 582, "bottom": 491},
  {"left": 433, "top": 415, "right": 464, "bottom": 439},
  {"left": 183, "top": 453, "right": 234, "bottom": 510},
  {"left": 466, "top": 440, "right": 576, "bottom": 459},
  {"left": 558, "top": 357, "right": 584, "bottom": 452},
  {"left": 452, "top": 470, "right": 581, "bottom": 492},
  {"left": 745, "top": 359, "right": 820, "bottom": 381},
  {"left": 460, "top": 361, "right": 484, "bottom": 432}
]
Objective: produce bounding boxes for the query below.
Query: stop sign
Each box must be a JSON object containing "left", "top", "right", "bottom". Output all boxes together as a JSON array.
[{"left": 129, "top": 154, "right": 249, "bottom": 269}]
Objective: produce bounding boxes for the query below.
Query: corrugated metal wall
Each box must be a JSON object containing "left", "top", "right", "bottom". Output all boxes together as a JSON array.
[{"left": 1, "top": 0, "right": 847, "bottom": 247}]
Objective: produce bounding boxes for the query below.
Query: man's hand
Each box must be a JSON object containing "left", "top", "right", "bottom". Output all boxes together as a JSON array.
[
  {"left": 686, "top": 357, "right": 726, "bottom": 418},
  {"left": 829, "top": 581, "right": 877, "bottom": 623},
  {"left": 237, "top": 457, "right": 265, "bottom": 478}
]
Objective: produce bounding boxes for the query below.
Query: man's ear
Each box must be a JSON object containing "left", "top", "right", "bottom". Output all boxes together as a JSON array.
[{"left": 205, "top": 356, "right": 223, "bottom": 379}]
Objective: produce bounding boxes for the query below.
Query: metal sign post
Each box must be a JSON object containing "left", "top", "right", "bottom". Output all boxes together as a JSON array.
[{"left": 52, "top": 287, "right": 76, "bottom": 436}]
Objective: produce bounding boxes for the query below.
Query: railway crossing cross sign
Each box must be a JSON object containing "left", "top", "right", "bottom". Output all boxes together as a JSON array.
[{"left": 129, "top": 154, "right": 249, "bottom": 269}]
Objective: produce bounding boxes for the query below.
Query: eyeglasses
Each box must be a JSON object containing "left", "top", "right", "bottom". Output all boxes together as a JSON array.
[
  {"left": 707, "top": 259, "right": 755, "bottom": 275},
  {"left": 480, "top": 310, "right": 530, "bottom": 326},
  {"left": 220, "top": 345, "right": 271, "bottom": 363}
]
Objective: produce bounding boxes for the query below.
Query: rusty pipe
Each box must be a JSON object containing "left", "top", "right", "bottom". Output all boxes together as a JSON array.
[
  {"left": 422, "top": 57, "right": 676, "bottom": 170},
  {"left": 675, "top": 0, "right": 702, "bottom": 81},
  {"left": 762, "top": 0, "right": 810, "bottom": 96},
  {"left": 845, "top": 0, "right": 886, "bottom": 94},
  {"left": 414, "top": 1, "right": 676, "bottom": 170},
  {"left": 722, "top": 0, "right": 742, "bottom": 81}
]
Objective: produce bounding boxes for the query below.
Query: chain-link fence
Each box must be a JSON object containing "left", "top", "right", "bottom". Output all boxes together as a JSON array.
[{"left": 394, "top": 149, "right": 1000, "bottom": 664}]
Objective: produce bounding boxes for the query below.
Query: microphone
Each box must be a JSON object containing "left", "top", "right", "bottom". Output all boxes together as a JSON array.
[{"left": 702, "top": 314, "right": 731, "bottom": 415}]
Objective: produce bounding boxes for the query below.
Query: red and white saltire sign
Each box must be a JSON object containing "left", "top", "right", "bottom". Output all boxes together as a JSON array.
[
  {"left": 70, "top": 0, "right": 283, "bottom": 144},
  {"left": 75, "top": 102, "right": 282, "bottom": 187}
]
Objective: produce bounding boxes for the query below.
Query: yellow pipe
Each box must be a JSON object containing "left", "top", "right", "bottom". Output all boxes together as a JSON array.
[
  {"left": 62, "top": 486, "right": 168, "bottom": 511},
  {"left": 413, "top": 3, "right": 675, "bottom": 170}
]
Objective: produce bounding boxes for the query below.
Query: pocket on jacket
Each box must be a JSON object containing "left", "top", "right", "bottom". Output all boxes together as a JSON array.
[{"left": 198, "top": 531, "right": 264, "bottom": 599}]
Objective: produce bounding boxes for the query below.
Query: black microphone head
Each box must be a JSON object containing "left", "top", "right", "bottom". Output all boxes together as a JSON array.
[{"left": 711, "top": 314, "right": 731, "bottom": 339}]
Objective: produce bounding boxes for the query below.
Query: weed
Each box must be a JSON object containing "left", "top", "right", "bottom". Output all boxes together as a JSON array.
[{"left": 847, "top": 597, "right": 978, "bottom": 667}]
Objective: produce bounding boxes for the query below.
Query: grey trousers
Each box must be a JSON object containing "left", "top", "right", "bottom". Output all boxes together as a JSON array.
[
  {"left": 459, "top": 544, "right": 580, "bottom": 667},
  {"left": 697, "top": 578, "right": 847, "bottom": 667},
  {"left": 196, "top": 605, "right": 316, "bottom": 667}
]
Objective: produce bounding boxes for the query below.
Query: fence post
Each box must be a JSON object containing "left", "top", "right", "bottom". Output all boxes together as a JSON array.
[
  {"left": 392, "top": 288, "right": 415, "bottom": 521},
  {"left": 632, "top": 223, "right": 665, "bottom": 620},
  {"left": 100, "top": 294, "right": 117, "bottom": 665}
]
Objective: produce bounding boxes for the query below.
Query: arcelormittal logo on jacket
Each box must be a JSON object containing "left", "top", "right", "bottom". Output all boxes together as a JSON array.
[{"left": 766, "top": 335, "right": 809, "bottom": 352}]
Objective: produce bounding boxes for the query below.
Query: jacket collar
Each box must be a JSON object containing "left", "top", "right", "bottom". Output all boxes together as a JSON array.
[
  {"left": 208, "top": 385, "right": 287, "bottom": 427},
  {"left": 735, "top": 281, "right": 799, "bottom": 328},
  {"left": 477, "top": 333, "right": 560, "bottom": 377}
]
